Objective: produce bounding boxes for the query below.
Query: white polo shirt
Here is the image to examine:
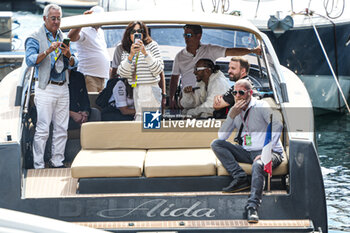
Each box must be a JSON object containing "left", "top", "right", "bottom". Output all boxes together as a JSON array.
[
  {"left": 172, "top": 44, "right": 226, "bottom": 88},
  {"left": 76, "top": 27, "right": 110, "bottom": 79}
]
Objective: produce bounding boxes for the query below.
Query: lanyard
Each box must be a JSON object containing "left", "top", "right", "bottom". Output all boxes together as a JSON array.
[
  {"left": 240, "top": 107, "right": 251, "bottom": 134},
  {"left": 47, "top": 36, "right": 60, "bottom": 61},
  {"left": 131, "top": 52, "right": 140, "bottom": 87}
]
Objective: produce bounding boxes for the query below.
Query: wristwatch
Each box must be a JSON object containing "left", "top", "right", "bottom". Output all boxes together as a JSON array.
[{"left": 162, "top": 93, "right": 167, "bottom": 98}]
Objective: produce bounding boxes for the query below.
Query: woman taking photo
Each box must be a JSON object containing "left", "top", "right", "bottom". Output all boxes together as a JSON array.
[{"left": 118, "top": 21, "right": 164, "bottom": 121}]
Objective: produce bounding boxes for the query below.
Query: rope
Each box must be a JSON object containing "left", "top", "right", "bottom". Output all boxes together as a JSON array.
[
  {"left": 255, "top": 0, "right": 261, "bottom": 18},
  {"left": 323, "top": 0, "right": 345, "bottom": 19},
  {"left": 308, "top": 14, "right": 350, "bottom": 113}
]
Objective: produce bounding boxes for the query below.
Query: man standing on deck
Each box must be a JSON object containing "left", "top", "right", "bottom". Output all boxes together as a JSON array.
[
  {"left": 68, "top": 6, "right": 110, "bottom": 92},
  {"left": 25, "top": 4, "right": 78, "bottom": 169},
  {"left": 211, "top": 79, "right": 283, "bottom": 223},
  {"left": 169, "top": 24, "right": 260, "bottom": 109}
]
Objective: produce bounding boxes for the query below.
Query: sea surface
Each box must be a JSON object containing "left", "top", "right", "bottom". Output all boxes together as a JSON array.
[{"left": 7, "top": 11, "right": 350, "bottom": 233}]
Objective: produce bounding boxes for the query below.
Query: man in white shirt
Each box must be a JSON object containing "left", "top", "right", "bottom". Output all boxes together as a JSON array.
[
  {"left": 68, "top": 6, "right": 110, "bottom": 92},
  {"left": 211, "top": 79, "right": 283, "bottom": 223},
  {"left": 169, "top": 24, "right": 260, "bottom": 109},
  {"left": 180, "top": 59, "right": 230, "bottom": 118}
]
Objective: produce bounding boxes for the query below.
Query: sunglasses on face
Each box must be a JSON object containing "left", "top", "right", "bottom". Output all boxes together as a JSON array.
[
  {"left": 194, "top": 67, "right": 208, "bottom": 72},
  {"left": 131, "top": 29, "right": 143, "bottom": 34},
  {"left": 183, "top": 33, "right": 194, "bottom": 38},
  {"left": 232, "top": 90, "right": 250, "bottom": 96}
]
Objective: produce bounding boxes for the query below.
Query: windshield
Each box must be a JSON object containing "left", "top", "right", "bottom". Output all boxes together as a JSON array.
[{"left": 103, "top": 26, "right": 258, "bottom": 50}]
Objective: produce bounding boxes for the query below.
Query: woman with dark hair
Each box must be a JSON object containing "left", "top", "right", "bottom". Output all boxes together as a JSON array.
[{"left": 118, "top": 21, "right": 164, "bottom": 121}]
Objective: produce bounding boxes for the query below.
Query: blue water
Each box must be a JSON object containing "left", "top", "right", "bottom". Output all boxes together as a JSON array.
[
  {"left": 9, "top": 11, "right": 350, "bottom": 233},
  {"left": 316, "top": 113, "right": 350, "bottom": 232}
]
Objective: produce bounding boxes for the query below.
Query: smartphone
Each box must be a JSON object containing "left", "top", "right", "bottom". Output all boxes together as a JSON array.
[
  {"left": 63, "top": 38, "right": 70, "bottom": 46},
  {"left": 134, "top": 33, "right": 142, "bottom": 43}
]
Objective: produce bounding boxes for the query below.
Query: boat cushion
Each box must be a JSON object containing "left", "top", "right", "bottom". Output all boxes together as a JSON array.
[
  {"left": 71, "top": 149, "right": 146, "bottom": 178},
  {"left": 80, "top": 121, "right": 225, "bottom": 150},
  {"left": 144, "top": 149, "right": 217, "bottom": 177},
  {"left": 216, "top": 149, "right": 289, "bottom": 176}
]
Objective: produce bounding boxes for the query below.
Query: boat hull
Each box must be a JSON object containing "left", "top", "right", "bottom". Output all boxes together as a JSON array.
[{"left": 262, "top": 22, "right": 350, "bottom": 112}]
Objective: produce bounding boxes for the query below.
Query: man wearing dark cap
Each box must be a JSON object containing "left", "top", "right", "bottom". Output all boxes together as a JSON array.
[{"left": 169, "top": 24, "right": 260, "bottom": 109}]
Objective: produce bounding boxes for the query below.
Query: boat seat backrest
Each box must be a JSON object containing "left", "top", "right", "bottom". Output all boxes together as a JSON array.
[{"left": 80, "top": 121, "right": 235, "bottom": 150}]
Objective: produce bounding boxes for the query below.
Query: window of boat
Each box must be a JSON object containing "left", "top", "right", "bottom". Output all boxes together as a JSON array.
[
  {"left": 263, "top": 45, "right": 283, "bottom": 102},
  {"left": 103, "top": 26, "right": 259, "bottom": 49}
]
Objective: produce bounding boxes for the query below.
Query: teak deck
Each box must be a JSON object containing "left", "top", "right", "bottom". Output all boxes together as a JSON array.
[{"left": 24, "top": 168, "right": 287, "bottom": 198}]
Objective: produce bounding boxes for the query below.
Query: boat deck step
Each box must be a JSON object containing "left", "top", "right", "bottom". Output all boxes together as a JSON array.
[
  {"left": 24, "top": 168, "right": 287, "bottom": 198},
  {"left": 75, "top": 219, "right": 315, "bottom": 232}
]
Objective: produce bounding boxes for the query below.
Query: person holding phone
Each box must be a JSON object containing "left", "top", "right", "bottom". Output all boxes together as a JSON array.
[
  {"left": 68, "top": 6, "right": 110, "bottom": 92},
  {"left": 117, "top": 21, "right": 164, "bottom": 121},
  {"left": 25, "top": 3, "right": 78, "bottom": 169}
]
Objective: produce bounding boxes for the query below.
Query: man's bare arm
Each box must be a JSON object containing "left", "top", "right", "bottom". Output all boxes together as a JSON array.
[
  {"left": 67, "top": 28, "right": 81, "bottom": 42},
  {"left": 225, "top": 47, "right": 261, "bottom": 57}
]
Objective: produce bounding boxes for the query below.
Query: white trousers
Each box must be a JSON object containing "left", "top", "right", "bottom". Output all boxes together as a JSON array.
[
  {"left": 133, "top": 83, "right": 161, "bottom": 121},
  {"left": 33, "top": 83, "right": 69, "bottom": 168}
]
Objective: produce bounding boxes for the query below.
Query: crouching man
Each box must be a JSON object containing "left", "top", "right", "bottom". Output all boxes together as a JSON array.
[
  {"left": 210, "top": 79, "right": 283, "bottom": 223},
  {"left": 180, "top": 59, "right": 230, "bottom": 118}
]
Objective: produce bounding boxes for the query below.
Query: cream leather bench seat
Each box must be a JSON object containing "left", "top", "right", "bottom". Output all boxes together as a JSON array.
[
  {"left": 71, "top": 122, "right": 150, "bottom": 178},
  {"left": 145, "top": 149, "right": 217, "bottom": 178},
  {"left": 71, "top": 121, "right": 231, "bottom": 179},
  {"left": 71, "top": 150, "right": 146, "bottom": 178}
]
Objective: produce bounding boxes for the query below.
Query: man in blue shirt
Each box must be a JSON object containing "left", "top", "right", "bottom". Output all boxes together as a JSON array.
[{"left": 25, "top": 3, "right": 78, "bottom": 169}]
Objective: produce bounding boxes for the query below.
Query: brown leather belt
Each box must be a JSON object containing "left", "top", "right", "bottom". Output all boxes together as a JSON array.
[{"left": 48, "top": 80, "right": 66, "bottom": 86}]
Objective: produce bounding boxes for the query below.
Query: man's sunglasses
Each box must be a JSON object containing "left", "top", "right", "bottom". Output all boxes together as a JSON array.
[
  {"left": 131, "top": 29, "right": 144, "bottom": 34},
  {"left": 183, "top": 33, "right": 194, "bottom": 38},
  {"left": 194, "top": 67, "right": 208, "bottom": 72},
  {"left": 232, "top": 90, "right": 250, "bottom": 96}
]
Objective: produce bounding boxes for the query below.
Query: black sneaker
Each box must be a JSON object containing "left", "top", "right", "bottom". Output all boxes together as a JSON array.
[
  {"left": 246, "top": 207, "right": 259, "bottom": 223},
  {"left": 48, "top": 161, "right": 66, "bottom": 169},
  {"left": 222, "top": 176, "right": 250, "bottom": 193}
]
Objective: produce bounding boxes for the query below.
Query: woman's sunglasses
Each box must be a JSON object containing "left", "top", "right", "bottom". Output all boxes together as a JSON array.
[
  {"left": 131, "top": 29, "right": 144, "bottom": 34},
  {"left": 232, "top": 90, "right": 250, "bottom": 96}
]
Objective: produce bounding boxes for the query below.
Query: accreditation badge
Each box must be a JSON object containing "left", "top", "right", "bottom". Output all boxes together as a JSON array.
[{"left": 244, "top": 135, "right": 252, "bottom": 146}]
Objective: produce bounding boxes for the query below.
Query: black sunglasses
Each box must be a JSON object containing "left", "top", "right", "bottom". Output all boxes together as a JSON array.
[
  {"left": 232, "top": 90, "right": 250, "bottom": 96},
  {"left": 131, "top": 29, "right": 143, "bottom": 34},
  {"left": 183, "top": 33, "right": 194, "bottom": 38}
]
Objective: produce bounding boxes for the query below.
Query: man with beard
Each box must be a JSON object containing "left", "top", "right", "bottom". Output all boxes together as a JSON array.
[
  {"left": 180, "top": 59, "right": 230, "bottom": 118},
  {"left": 213, "top": 57, "right": 254, "bottom": 118}
]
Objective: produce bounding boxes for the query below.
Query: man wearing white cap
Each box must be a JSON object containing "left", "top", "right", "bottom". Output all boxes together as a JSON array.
[{"left": 68, "top": 6, "right": 110, "bottom": 92}]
